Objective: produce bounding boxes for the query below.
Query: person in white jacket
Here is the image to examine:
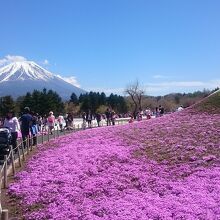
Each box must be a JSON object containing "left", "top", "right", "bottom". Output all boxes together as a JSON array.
[
  {"left": 3, "top": 110, "right": 20, "bottom": 152},
  {"left": 177, "top": 105, "right": 184, "bottom": 111},
  {"left": 57, "top": 113, "right": 65, "bottom": 132}
]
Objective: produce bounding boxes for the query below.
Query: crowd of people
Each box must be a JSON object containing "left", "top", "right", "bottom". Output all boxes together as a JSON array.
[
  {"left": 81, "top": 105, "right": 166, "bottom": 127},
  {"left": 81, "top": 108, "right": 118, "bottom": 128},
  {"left": 0, "top": 105, "right": 167, "bottom": 153},
  {"left": 129, "top": 105, "right": 165, "bottom": 123},
  {"left": 0, "top": 107, "right": 61, "bottom": 152}
]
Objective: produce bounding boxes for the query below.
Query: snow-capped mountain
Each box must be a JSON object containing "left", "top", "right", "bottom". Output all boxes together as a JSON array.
[
  {"left": 0, "top": 61, "right": 55, "bottom": 82},
  {"left": 0, "top": 61, "right": 86, "bottom": 100}
]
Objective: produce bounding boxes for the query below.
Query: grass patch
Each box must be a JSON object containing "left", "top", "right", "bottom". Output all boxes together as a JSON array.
[{"left": 192, "top": 90, "right": 220, "bottom": 114}]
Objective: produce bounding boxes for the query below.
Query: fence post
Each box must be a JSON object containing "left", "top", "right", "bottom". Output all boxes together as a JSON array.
[
  {"left": 10, "top": 146, "right": 16, "bottom": 175},
  {"left": 41, "top": 133, "right": 44, "bottom": 144},
  {"left": 47, "top": 131, "right": 50, "bottom": 141},
  {"left": 21, "top": 142, "right": 25, "bottom": 161},
  {"left": 27, "top": 137, "right": 30, "bottom": 155},
  {"left": 1, "top": 209, "right": 9, "bottom": 220},
  {"left": 3, "top": 155, "right": 7, "bottom": 188},
  {"left": 17, "top": 145, "right": 22, "bottom": 167},
  {"left": 30, "top": 136, "right": 33, "bottom": 151},
  {"left": 57, "top": 128, "right": 59, "bottom": 137}
]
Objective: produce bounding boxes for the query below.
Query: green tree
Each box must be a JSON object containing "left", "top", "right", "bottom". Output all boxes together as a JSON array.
[
  {"left": 100, "top": 92, "right": 107, "bottom": 105},
  {"left": 80, "top": 95, "right": 90, "bottom": 112},
  {"left": 89, "top": 92, "right": 99, "bottom": 113},
  {"left": 20, "top": 92, "right": 33, "bottom": 113},
  {"left": 70, "top": 92, "right": 78, "bottom": 104},
  {"left": 0, "top": 96, "right": 15, "bottom": 117},
  {"left": 117, "top": 96, "right": 128, "bottom": 113},
  {"left": 19, "top": 89, "right": 64, "bottom": 116},
  {"left": 107, "top": 93, "right": 117, "bottom": 109}
]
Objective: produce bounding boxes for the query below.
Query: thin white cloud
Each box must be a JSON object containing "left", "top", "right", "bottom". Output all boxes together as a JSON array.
[
  {"left": 0, "top": 55, "right": 27, "bottom": 66},
  {"left": 37, "top": 59, "right": 50, "bottom": 66},
  {"left": 152, "top": 74, "right": 166, "bottom": 79},
  {"left": 147, "top": 81, "right": 205, "bottom": 87},
  {"left": 144, "top": 80, "right": 220, "bottom": 95},
  {"left": 88, "top": 80, "right": 220, "bottom": 96},
  {"left": 0, "top": 55, "right": 50, "bottom": 67},
  {"left": 5, "top": 55, "right": 27, "bottom": 62},
  {"left": 43, "top": 59, "right": 49, "bottom": 65},
  {"left": 57, "top": 75, "right": 81, "bottom": 88},
  {"left": 146, "top": 80, "right": 220, "bottom": 88}
]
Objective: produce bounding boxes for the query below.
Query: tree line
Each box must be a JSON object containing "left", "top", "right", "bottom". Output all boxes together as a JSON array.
[
  {"left": 0, "top": 89, "right": 128, "bottom": 117},
  {"left": 0, "top": 86, "right": 218, "bottom": 118}
]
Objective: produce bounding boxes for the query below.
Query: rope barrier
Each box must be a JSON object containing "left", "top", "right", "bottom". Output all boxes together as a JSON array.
[{"left": 0, "top": 118, "right": 130, "bottom": 219}]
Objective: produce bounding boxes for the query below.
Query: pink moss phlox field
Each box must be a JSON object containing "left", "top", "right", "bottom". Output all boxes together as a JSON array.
[{"left": 9, "top": 109, "right": 220, "bottom": 219}]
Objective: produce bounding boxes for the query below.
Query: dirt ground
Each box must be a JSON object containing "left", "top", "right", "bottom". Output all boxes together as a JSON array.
[{"left": 1, "top": 147, "right": 39, "bottom": 220}]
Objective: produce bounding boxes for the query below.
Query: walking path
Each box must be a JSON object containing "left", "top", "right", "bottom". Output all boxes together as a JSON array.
[{"left": 0, "top": 117, "right": 131, "bottom": 219}]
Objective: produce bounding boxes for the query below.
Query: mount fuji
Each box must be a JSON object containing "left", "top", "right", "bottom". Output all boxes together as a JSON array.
[{"left": 0, "top": 61, "right": 86, "bottom": 100}]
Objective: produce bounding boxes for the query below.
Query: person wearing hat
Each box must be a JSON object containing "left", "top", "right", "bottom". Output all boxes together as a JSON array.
[
  {"left": 20, "top": 107, "right": 33, "bottom": 148},
  {"left": 47, "top": 111, "right": 55, "bottom": 134},
  {"left": 3, "top": 110, "right": 20, "bottom": 152}
]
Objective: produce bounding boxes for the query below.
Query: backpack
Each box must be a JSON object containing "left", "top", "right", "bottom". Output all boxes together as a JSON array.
[{"left": 0, "top": 128, "right": 12, "bottom": 146}]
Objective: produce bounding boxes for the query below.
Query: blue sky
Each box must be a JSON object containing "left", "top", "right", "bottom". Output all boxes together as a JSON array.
[{"left": 0, "top": 0, "right": 219, "bottom": 95}]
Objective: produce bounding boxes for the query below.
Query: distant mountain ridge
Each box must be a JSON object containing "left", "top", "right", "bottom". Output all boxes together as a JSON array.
[{"left": 0, "top": 61, "right": 86, "bottom": 100}]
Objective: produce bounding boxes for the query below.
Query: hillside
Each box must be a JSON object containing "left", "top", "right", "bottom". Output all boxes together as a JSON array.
[
  {"left": 191, "top": 90, "right": 220, "bottom": 114},
  {"left": 135, "top": 88, "right": 219, "bottom": 113},
  {"left": 8, "top": 95, "right": 220, "bottom": 219}
]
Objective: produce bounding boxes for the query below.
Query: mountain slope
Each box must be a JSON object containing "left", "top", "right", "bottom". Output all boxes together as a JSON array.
[
  {"left": 0, "top": 61, "right": 86, "bottom": 100},
  {"left": 190, "top": 89, "right": 220, "bottom": 114}
]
